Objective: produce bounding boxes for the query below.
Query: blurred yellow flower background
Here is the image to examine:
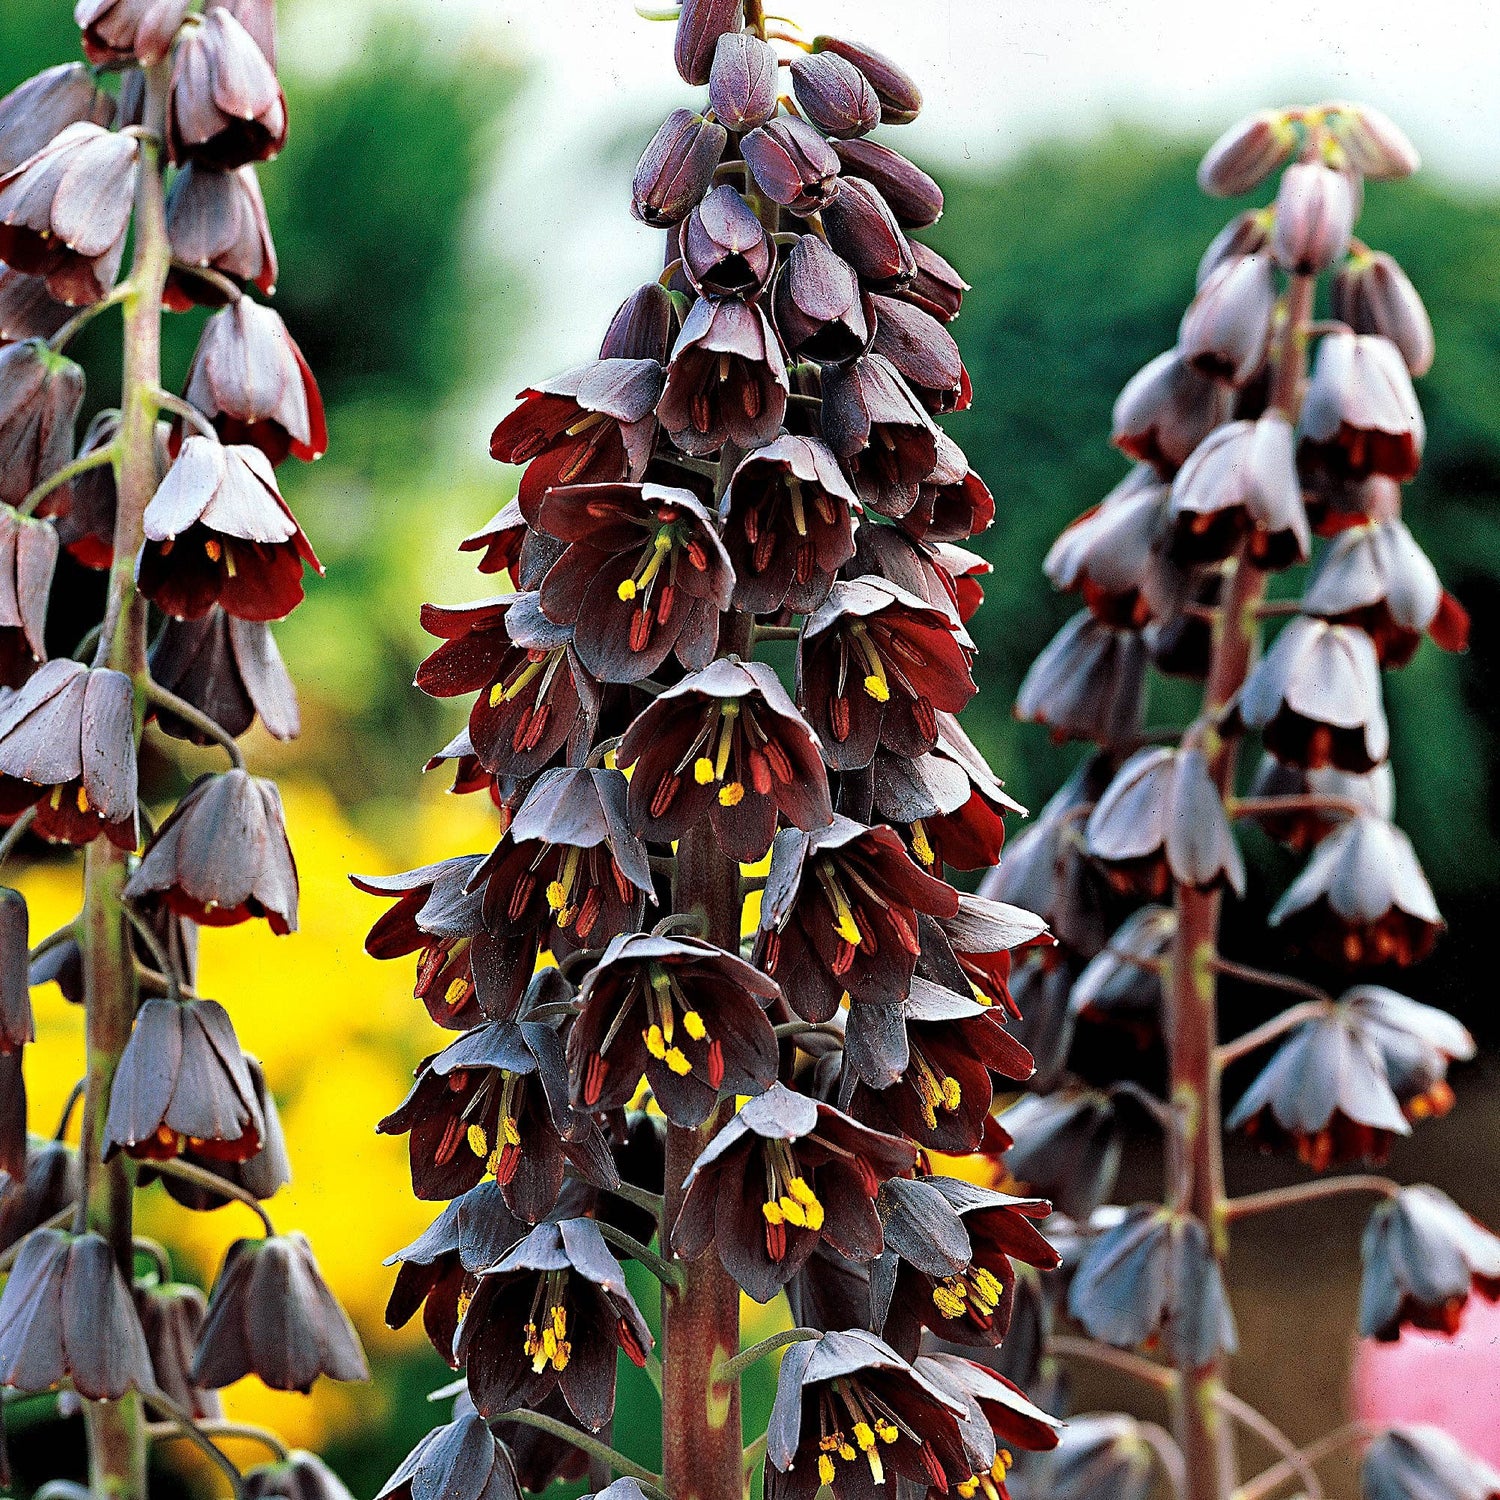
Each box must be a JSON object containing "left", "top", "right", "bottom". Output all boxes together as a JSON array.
[{"left": 16, "top": 774, "right": 499, "bottom": 1453}]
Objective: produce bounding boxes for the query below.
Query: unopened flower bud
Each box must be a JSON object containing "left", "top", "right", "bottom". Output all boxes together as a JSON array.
[
  {"left": 0, "top": 63, "right": 114, "bottom": 178},
  {"left": 682, "top": 185, "right": 773, "bottom": 298},
  {"left": 631, "top": 108, "right": 726, "bottom": 228},
  {"left": 791, "top": 52, "right": 880, "bottom": 140},
  {"left": 831, "top": 137, "right": 943, "bottom": 228},
  {"left": 1272, "top": 161, "right": 1356, "bottom": 275},
  {"left": 772, "top": 235, "right": 871, "bottom": 364},
  {"left": 673, "top": 0, "right": 741, "bottom": 86},
  {"left": 707, "top": 32, "right": 778, "bottom": 132},
  {"left": 821, "top": 178, "right": 915, "bottom": 291},
  {"left": 1197, "top": 108, "right": 1298, "bottom": 197},
  {"left": 168, "top": 8, "right": 287, "bottom": 169},
  {"left": 1178, "top": 252, "right": 1275, "bottom": 385},
  {"left": 901, "top": 240, "right": 968, "bottom": 323},
  {"left": 75, "top": 0, "right": 192, "bottom": 68},
  {"left": 741, "top": 117, "right": 840, "bottom": 216},
  {"left": 1331, "top": 249, "right": 1434, "bottom": 377},
  {"left": 1326, "top": 101, "right": 1420, "bottom": 181},
  {"left": 812, "top": 36, "right": 923, "bottom": 125},
  {"left": 1196, "top": 208, "right": 1272, "bottom": 288},
  {"left": 599, "top": 282, "right": 675, "bottom": 363}
]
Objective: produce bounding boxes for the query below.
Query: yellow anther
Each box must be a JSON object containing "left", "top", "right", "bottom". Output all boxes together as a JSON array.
[
  {"left": 205, "top": 537, "right": 222, "bottom": 563},
  {"left": 862, "top": 674, "right": 890, "bottom": 703},
  {"left": 762, "top": 1200, "right": 785, "bottom": 1226},
  {"left": 645, "top": 1025, "right": 668, "bottom": 1060},
  {"left": 546, "top": 881, "right": 569, "bottom": 912},
  {"left": 718, "top": 781, "right": 745, "bottom": 807},
  {"left": 694, "top": 757, "right": 716, "bottom": 785},
  {"left": 853, "top": 1423, "right": 876, "bottom": 1452},
  {"left": 501, "top": 1115, "right": 522, "bottom": 1147},
  {"left": 874, "top": 1419, "right": 898, "bottom": 1445},
  {"left": 940, "top": 1076, "right": 962, "bottom": 1111},
  {"left": 444, "top": 977, "right": 469, "bottom": 1007},
  {"left": 818, "top": 1455, "right": 837, "bottom": 1486},
  {"left": 911, "top": 821, "right": 935, "bottom": 868},
  {"left": 788, "top": 1177, "right": 818, "bottom": 1207},
  {"left": 779, "top": 1196, "right": 807, "bottom": 1228},
  {"left": 957, "top": 1480, "right": 980, "bottom": 1498},
  {"left": 489, "top": 682, "right": 505, "bottom": 707},
  {"left": 456, "top": 1288, "right": 473, "bottom": 1324},
  {"left": 618, "top": 578, "right": 638, "bottom": 601},
  {"left": 551, "top": 1303, "right": 567, "bottom": 1338},
  {"left": 804, "top": 1197, "right": 825, "bottom": 1231},
  {"left": 932, "top": 1280, "right": 968, "bottom": 1319},
  {"left": 971, "top": 1267, "right": 1002, "bottom": 1310},
  {"left": 467, "top": 1125, "right": 488, "bottom": 1158},
  {"left": 994, "top": 1452, "right": 1013, "bottom": 1478},
  {"left": 76, "top": 785, "right": 90, "bottom": 813},
  {"left": 682, "top": 1010, "right": 707, "bottom": 1041},
  {"left": 551, "top": 1341, "right": 571, "bottom": 1372},
  {"left": 665, "top": 1046, "right": 693, "bottom": 1076},
  {"left": 838, "top": 1444, "right": 856, "bottom": 1463},
  {"left": 820, "top": 1438, "right": 842, "bottom": 1454}
]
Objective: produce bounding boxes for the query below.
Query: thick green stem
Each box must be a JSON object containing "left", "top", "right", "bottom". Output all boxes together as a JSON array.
[
  {"left": 1164, "top": 271, "right": 1317, "bottom": 1500},
  {"left": 77, "top": 56, "right": 174, "bottom": 1500}
]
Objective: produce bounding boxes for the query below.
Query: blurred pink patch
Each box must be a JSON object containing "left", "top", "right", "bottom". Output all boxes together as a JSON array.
[{"left": 1352, "top": 1292, "right": 1500, "bottom": 1467}]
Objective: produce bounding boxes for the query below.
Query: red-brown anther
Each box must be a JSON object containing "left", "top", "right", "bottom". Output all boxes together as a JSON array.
[
  {"left": 0, "top": 123, "right": 139, "bottom": 306},
  {"left": 792, "top": 52, "right": 881, "bottom": 139},
  {"left": 830, "top": 138, "right": 944, "bottom": 229},
  {"left": 165, "top": 163, "right": 277, "bottom": 309},
  {"left": 822, "top": 178, "right": 916, "bottom": 291},
  {"left": 1301, "top": 329, "right": 1426, "bottom": 482},
  {"left": 708, "top": 31, "right": 779, "bottom": 131},
  {"left": 673, "top": 0, "right": 741, "bottom": 86},
  {"left": 682, "top": 185, "right": 774, "bottom": 298},
  {"left": 491, "top": 359, "right": 664, "bottom": 521},
  {"left": 0, "top": 63, "right": 115, "bottom": 178},
  {"left": 1178, "top": 251, "right": 1276, "bottom": 386},
  {"left": 657, "top": 295, "right": 789, "bottom": 456},
  {"left": 631, "top": 108, "right": 727, "bottom": 228},
  {"left": 812, "top": 36, "right": 924, "bottom": 125},
  {"left": 1332, "top": 249, "right": 1435, "bottom": 378},
  {"left": 168, "top": 7, "right": 287, "bottom": 169},
  {"left": 1272, "top": 160, "right": 1356, "bottom": 275},
  {"left": 140, "top": 437, "right": 322, "bottom": 622},
  {"left": 184, "top": 296, "right": 326, "bottom": 464},
  {"left": 1197, "top": 108, "right": 1298, "bottom": 197},
  {"left": 76, "top": 0, "right": 192, "bottom": 67},
  {"left": 741, "top": 117, "right": 841, "bottom": 216},
  {"left": 0, "top": 338, "right": 84, "bottom": 509}
]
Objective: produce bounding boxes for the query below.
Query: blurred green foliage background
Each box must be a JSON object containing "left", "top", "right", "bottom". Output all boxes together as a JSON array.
[{"left": 3, "top": 0, "right": 1498, "bottom": 1495}]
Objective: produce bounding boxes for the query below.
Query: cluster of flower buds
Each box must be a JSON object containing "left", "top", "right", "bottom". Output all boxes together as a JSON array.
[
  {"left": 994, "top": 100, "right": 1495, "bottom": 1500},
  {"left": 0, "top": 4, "right": 360, "bottom": 1493},
  {"left": 363, "top": 6, "right": 1066, "bottom": 1500}
]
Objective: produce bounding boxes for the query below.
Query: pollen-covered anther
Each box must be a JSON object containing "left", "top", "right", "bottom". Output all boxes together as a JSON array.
[
  {"left": 693, "top": 757, "right": 716, "bottom": 785},
  {"left": 718, "top": 781, "right": 745, "bottom": 807},
  {"left": 911, "top": 821, "right": 936, "bottom": 868},
  {"left": 682, "top": 1009, "right": 707, "bottom": 1040}
]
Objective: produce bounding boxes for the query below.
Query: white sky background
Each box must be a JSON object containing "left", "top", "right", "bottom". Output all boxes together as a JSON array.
[{"left": 290, "top": 0, "right": 1500, "bottom": 419}]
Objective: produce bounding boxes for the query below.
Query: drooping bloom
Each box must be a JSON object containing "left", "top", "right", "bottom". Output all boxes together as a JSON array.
[
  {"left": 455, "top": 1218, "right": 653, "bottom": 1431},
  {"left": 1271, "top": 161, "right": 1356, "bottom": 274},
  {"left": 1362, "top": 1429, "right": 1500, "bottom": 1500},
  {"left": 615, "top": 656, "right": 832, "bottom": 861},
  {"left": 755, "top": 815, "right": 959, "bottom": 1023},
  {"left": 764, "top": 1328, "right": 970, "bottom": 1500},
  {"left": 1014, "top": 609, "right": 1148, "bottom": 749},
  {"left": 0, "top": 123, "right": 137, "bottom": 305},
  {"left": 741, "top": 117, "right": 840, "bottom": 215},
  {"left": 193, "top": 1232, "right": 368, "bottom": 1392},
  {"left": 376, "top": 1414, "right": 522, "bottom": 1500},
  {"left": 0, "top": 62, "right": 115, "bottom": 176},
  {"left": 1333, "top": 248, "right": 1434, "bottom": 377},
  {"left": 567, "top": 930, "right": 780, "bottom": 1126},
  {"left": 167, "top": 6, "right": 287, "bottom": 169},
  {"left": 1300, "top": 330, "right": 1425, "bottom": 482},
  {"left": 165, "top": 161, "right": 277, "bottom": 308},
  {"left": 0, "top": 508, "right": 58, "bottom": 689},
  {"left": 489, "top": 359, "right": 665, "bottom": 521},
  {"left": 1044, "top": 467, "right": 1169, "bottom": 629},
  {"left": 821, "top": 354, "right": 939, "bottom": 517},
  {"left": 1007, "top": 1414, "right": 1157, "bottom": 1500},
  {"left": 136, "top": 1280, "right": 221, "bottom": 1420},
  {"left": 707, "top": 32, "right": 778, "bottom": 131},
  {"left": 1360, "top": 1185, "right": 1500, "bottom": 1341},
  {"left": 76, "top": 0, "right": 193, "bottom": 67},
  {"left": 1177, "top": 252, "right": 1276, "bottom": 385},
  {"left": 771, "top": 235, "right": 872, "bottom": 365},
  {"left": 798, "top": 577, "right": 975, "bottom": 772},
  {"left": 0, "top": 339, "right": 84, "bottom": 509},
  {"left": 103, "top": 995, "right": 263, "bottom": 1161},
  {"left": 630, "top": 108, "right": 726, "bottom": 227},
  {"left": 1001, "top": 1089, "right": 1122, "bottom": 1221},
  {"left": 0, "top": 659, "right": 137, "bottom": 848},
  {"left": 672, "top": 1084, "right": 917, "bottom": 1303},
  {"left": 681, "top": 185, "right": 774, "bottom": 299},
  {"left": 1342, "top": 984, "right": 1474, "bottom": 1120},
  {"left": 533, "top": 481, "right": 734, "bottom": 683},
  {"left": 1069, "top": 904, "right": 1173, "bottom": 1042},
  {"left": 139, "top": 437, "right": 322, "bottom": 621},
  {"left": 183, "top": 296, "right": 326, "bottom": 463},
  {"left": 821, "top": 180, "right": 916, "bottom": 292},
  {"left": 1111, "top": 349, "right": 1229, "bottom": 476}
]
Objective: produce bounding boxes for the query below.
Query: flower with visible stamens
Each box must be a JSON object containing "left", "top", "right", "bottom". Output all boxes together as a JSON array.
[
  {"left": 755, "top": 815, "right": 960, "bottom": 1024},
  {"left": 656, "top": 295, "right": 790, "bottom": 457},
  {"left": 534, "top": 481, "right": 734, "bottom": 685},
  {"left": 415, "top": 592, "right": 601, "bottom": 781},
  {"left": 490, "top": 359, "right": 665, "bottom": 522},
  {"left": 722, "top": 434, "right": 859, "bottom": 615},
  {"left": 764, "top": 1328, "right": 971, "bottom": 1500},
  {"left": 877, "top": 1176, "right": 1059, "bottom": 1362},
  {"left": 821, "top": 354, "right": 939, "bottom": 517},
  {"left": 567, "top": 930, "right": 780, "bottom": 1127},
  {"left": 673, "top": 1084, "right": 917, "bottom": 1304},
  {"left": 798, "top": 577, "right": 975, "bottom": 773},
  {"left": 456, "top": 1218, "right": 652, "bottom": 1432},
  {"left": 616, "top": 656, "right": 833, "bottom": 861}
]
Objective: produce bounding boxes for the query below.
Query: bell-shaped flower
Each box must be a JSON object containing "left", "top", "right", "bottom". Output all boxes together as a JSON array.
[
  {"left": 167, "top": 6, "right": 287, "bottom": 169},
  {"left": 1111, "top": 349, "right": 1229, "bottom": 477},
  {"left": 1014, "top": 609, "right": 1148, "bottom": 749},
  {"left": 1000, "top": 1089, "right": 1121, "bottom": 1221},
  {"left": 821, "top": 354, "right": 938, "bottom": 516},
  {"left": 149, "top": 607, "right": 300, "bottom": 744},
  {"left": 1301, "top": 330, "right": 1424, "bottom": 483},
  {"left": 376, "top": 1414, "right": 521, "bottom": 1500},
  {"left": 165, "top": 161, "right": 277, "bottom": 308},
  {"left": 1361, "top": 1427, "right": 1500, "bottom": 1500}
]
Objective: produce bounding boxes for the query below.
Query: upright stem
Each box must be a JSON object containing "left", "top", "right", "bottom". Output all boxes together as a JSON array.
[
  {"left": 1164, "top": 272, "right": 1315, "bottom": 1500},
  {"left": 77, "top": 57, "right": 173, "bottom": 1500}
]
